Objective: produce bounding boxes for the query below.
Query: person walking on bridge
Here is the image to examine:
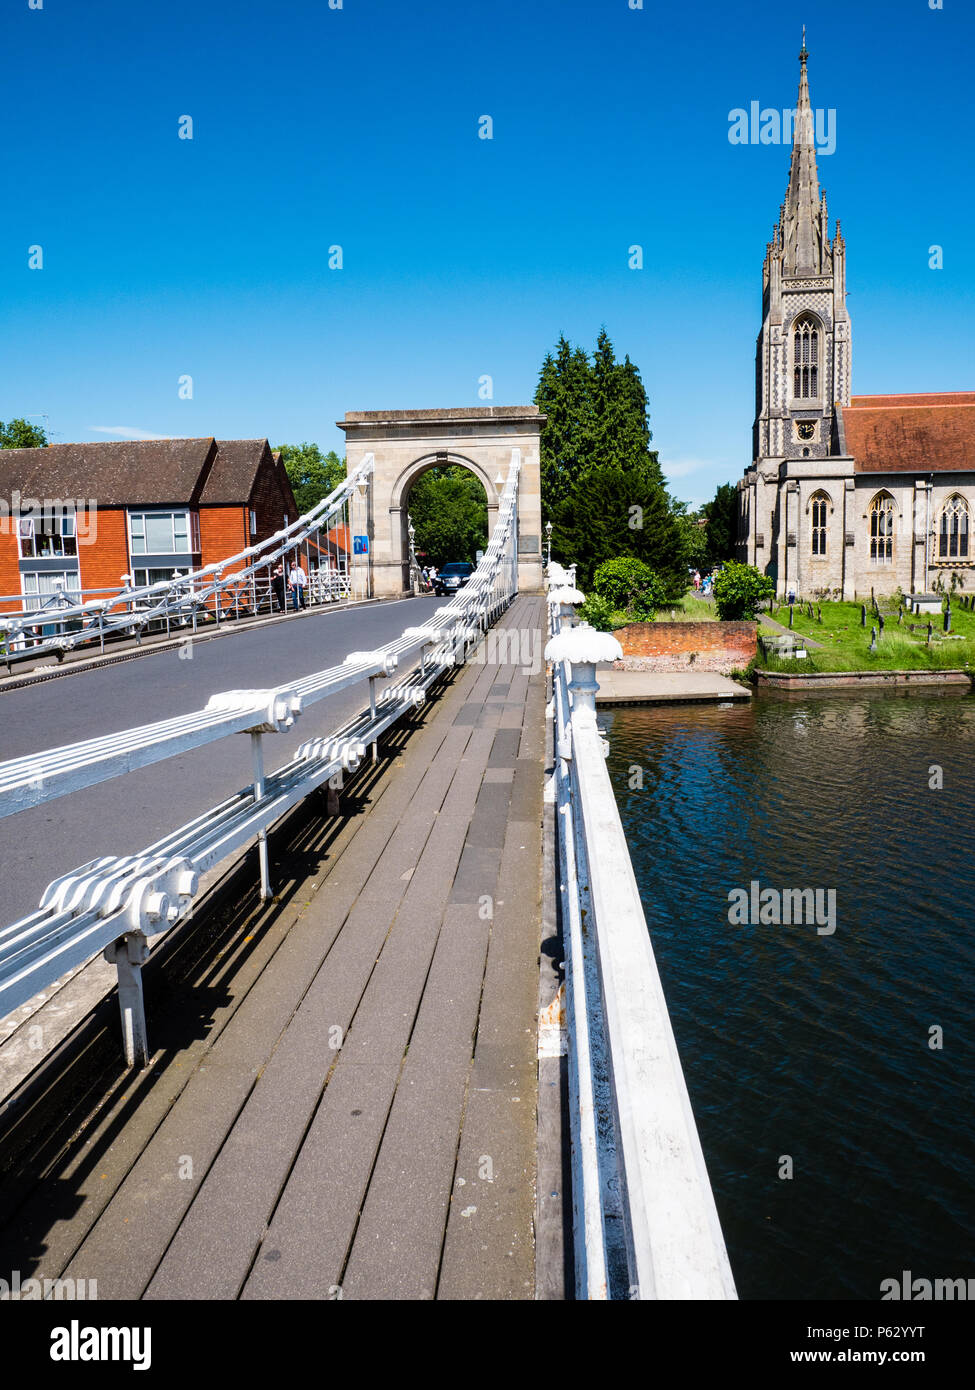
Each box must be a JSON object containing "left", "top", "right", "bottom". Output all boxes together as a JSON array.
[
  {"left": 271, "top": 562, "right": 286, "bottom": 613},
  {"left": 289, "top": 558, "right": 308, "bottom": 610}
]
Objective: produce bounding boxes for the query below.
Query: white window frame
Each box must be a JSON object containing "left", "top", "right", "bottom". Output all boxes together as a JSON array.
[
  {"left": 16, "top": 510, "right": 77, "bottom": 560},
  {"left": 128, "top": 509, "right": 193, "bottom": 556}
]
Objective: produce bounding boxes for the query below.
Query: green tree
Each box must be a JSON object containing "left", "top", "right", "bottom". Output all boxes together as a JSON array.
[
  {"left": 712, "top": 561, "right": 774, "bottom": 620},
  {"left": 536, "top": 330, "right": 680, "bottom": 587},
  {"left": 0, "top": 418, "right": 47, "bottom": 449},
  {"left": 673, "top": 499, "right": 709, "bottom": 571},
  {"left": 407, "top": 466, "right": 488, "bottom": 569},
  {"left": 534, "top": 335, "right": 597, "bottom": 508},
  {"left": 551, "top": 460, "right": 688, "bottom": 595},
  {"left": 702, "top": 482, "right": 739, "bottom": 565},
  {"left": 275, "top": 442, "right": 345, "bottom": 515}
]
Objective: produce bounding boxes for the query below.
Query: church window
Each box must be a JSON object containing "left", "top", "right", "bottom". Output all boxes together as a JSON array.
[
  {"left": 938, "top": 495, "right": 969, "bottom": 560},
  {"left": 869, "top": 493, "right": 895, "bottom": 563},
  {"left": 811, "top": 493, "right": 828, "bottom": 556},
  {"left": 793, "top": 316, "right": 820, "bottom": 399}
]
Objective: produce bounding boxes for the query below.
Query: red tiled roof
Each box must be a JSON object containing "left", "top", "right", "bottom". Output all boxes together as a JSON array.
[
  {"left": 841, "top": 393, "right": 975, "bottom": 473},
  {"left": 851, "top": 392, "right": 975, "bottom": 408}
]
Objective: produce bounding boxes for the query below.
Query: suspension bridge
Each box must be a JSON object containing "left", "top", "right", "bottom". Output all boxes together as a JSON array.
[{"left": 0, "top": 439, "right": 736, "bottom": 1300}]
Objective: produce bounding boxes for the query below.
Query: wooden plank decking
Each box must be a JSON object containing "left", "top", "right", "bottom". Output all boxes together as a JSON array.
[{"left": 0, "top": 596, "right": 546, "bottom": 1300}]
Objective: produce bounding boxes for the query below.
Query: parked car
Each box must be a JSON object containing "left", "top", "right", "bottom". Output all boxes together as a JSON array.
[{"left": 433, "top": 561, "right": 474, "bottom": 596}]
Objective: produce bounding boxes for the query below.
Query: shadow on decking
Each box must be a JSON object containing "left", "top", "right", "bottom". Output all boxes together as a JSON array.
[{"left": 0, "top": 683, "right": 450, "bottom": 1282}]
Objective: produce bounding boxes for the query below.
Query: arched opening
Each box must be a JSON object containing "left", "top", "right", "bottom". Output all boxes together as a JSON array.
[
  {"left": 792, "top": 313, "right": 821, "bottom": 400},
  {"left": 390, "top": 453, "right": 500, "bottom": 592},
  {"left": 869, "top": 491, "right": 895, "bottom": 564},
  {"left": 809, "top": 490, "right": 831, "bottom": 556},
  {"left": 406, "top": 464, "right": 489, "bottom": 570},
  {"left": 938, "top": 495, "right": 970, "bottom": 560}
]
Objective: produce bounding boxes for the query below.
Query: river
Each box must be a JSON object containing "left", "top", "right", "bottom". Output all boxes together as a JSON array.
[{"left": 603, "top": 689, "right": 975, "bottom": 1300}]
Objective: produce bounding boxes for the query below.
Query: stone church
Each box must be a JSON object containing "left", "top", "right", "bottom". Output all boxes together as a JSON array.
[{"left": 737, "top": 39, "right": 974, "bottom": 599}]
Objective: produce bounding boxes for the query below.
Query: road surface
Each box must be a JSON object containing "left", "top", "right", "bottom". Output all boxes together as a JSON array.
[{"left": 0, "top": 597, "right": 442, "bottom": 926}]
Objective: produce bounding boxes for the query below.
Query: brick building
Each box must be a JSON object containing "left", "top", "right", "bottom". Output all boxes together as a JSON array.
[
  {"left": 0, "top": 437, "right": 299, "bottom": 615},
  {"left": 737, "top": 41, "right": 975, "bottom": 599}
]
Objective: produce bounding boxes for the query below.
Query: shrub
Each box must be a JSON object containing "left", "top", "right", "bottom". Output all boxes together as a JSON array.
[
  {"left": 713, "top": 562, "right": 775, "bottom": 620},
  {"left": 591, "top": 557, "right": 667, "bottom": 621},
  {"left": 576, "top": 592, "right": 630, "bottom": 633}
]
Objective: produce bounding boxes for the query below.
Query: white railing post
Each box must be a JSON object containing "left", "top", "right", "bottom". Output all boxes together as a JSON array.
[
  {"left": 104, "top": 932, "right": 151, "bottom": 1069},
  {"left": 251, "top": 731, "right": 271, "bottom": 901}
]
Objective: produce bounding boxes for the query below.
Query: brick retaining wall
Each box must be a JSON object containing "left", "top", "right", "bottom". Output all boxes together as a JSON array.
[{"left": 612, "top": 621, "right": 757, "bottom": 673}]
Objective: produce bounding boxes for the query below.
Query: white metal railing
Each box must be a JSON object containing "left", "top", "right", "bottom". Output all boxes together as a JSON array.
[
  {"left": 0, "top": 451, "right": 523, "bottom": 1067},
  {"left": 544, "top": 578, "right": 737, "bottom": 1301},
  {"left": 0, "top": 457, "right": 372, "bottom": 667}
]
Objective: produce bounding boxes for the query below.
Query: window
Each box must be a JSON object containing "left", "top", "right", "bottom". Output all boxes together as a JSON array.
[
  {"left": 250, "top": 510, "right": 258, "bottom": 538},
  {"left": 938, "top": 496, "right": 969, "bottom": 560},
  {"left": 17, "top": 510, "right": 77, "bottom": 559},
  {"left": 811, "top": 493, "right": 829, "bottom": 556},
  {"left": 132, "top": 568, "right": 185, "bottom": 589},
  {"left": 22, "top": 571, "right": 81, "bottom": 612},
  {"left": 793, "top": 316, "right": 820, "bottom": 399},
  {"left": 128, "top": 510, "right": 192, "bottom": 555},
  {"left": 870, "top": 493, "right": 895, "bottom": 563}
]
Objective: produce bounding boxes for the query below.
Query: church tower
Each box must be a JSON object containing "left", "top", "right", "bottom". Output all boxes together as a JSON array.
[{"left": 752, "top": 35, "right": 851, "bottom": 463}]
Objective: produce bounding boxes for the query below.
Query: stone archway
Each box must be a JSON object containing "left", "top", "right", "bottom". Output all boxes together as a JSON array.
[{"left": 338, "top": 406, "right": 544, "bottom": 598}]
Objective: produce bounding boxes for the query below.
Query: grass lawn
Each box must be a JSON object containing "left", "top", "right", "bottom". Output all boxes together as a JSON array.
[
  {"left": 760, "top": 598, "right": 975, "bottom": 673},
  {"left": 652, "top": 594, "right": 717, "bottom": 622}
]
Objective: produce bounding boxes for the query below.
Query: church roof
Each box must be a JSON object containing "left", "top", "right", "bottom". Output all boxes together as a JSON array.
[{"left": 841, "top": 395, "right": 975, "bottom": 473}]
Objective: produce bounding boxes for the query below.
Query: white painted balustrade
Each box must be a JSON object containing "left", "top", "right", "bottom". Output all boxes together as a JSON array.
[
  {"left": 545, "top": 588, "right": 737, "bottom": 1302},
  {"left": 0, "top": 453, "right": 523, "bottom": 1066},
  {"left": 0, "top": 455, "right": 373, "bottom": 667}
]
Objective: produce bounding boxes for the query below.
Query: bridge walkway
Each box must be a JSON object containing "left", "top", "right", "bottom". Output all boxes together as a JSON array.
[{"left": 0, "top": 595, "right": 546, "bottom": 1300}]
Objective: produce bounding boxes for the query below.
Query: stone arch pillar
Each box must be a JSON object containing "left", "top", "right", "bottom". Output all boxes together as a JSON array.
[{"left": 338, "top": 407, "right": 545, "bottom": 599}]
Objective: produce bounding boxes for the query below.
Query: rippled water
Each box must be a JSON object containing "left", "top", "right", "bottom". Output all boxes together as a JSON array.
[{"left": 603, "top": 691, "right": 975, "bottom": 1300}]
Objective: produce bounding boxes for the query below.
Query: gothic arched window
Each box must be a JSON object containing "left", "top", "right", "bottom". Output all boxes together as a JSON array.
[
  {"left": 811, "top": 492, "right": 829, "bottom": 556},
  {"left": 793, "top": 315, "right": 820, "bottom": 399},
  {"left": 938, "top": 495, "right": 970, "bottom": 560},
  {"left": 870, "top": 492, "right": 895, "bottom": 563}
]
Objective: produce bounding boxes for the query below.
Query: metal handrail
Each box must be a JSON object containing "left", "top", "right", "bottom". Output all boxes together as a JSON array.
[
  {"left": 0, "top": 450, "right": 523, "bottom": 1067},
  {"left": 545, "top": 592, "right": 737, "bottom": 1302},
  {"left": 0, "top": 456, "right": 374, "bottom": 665}
]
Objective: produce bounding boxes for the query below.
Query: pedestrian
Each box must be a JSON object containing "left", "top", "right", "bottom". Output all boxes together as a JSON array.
[
  {"left": 272, "top": 562, "right": 285, "bottom": 612},
  {"left": 289, "top": 558, "right": 308, "bottom": 610}
]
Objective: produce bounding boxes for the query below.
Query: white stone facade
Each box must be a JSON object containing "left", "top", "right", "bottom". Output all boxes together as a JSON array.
[
  {"left": 339, "top": 407, "right": 544, "bottom": 599},
  {"left": 737, "top": 44, "right": 974, "bottom": 599}
]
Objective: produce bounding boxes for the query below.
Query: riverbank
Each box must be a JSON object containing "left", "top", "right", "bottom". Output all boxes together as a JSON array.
[
  {"left": 757, "top": 598, "right": 975, "bottom": 679},
  {"left": 755, "top": 667, "right": 972, "bottom": 691}
]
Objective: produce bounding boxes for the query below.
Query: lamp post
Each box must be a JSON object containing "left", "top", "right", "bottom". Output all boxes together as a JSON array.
[
  {"left": 407, "top": 515, "right": 419, "bottom": 595},
  {"left": 545, "top": 520, "right": 553, "bottom": 569}
]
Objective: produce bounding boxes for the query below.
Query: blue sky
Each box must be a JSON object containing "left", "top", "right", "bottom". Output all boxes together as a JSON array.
[{"left": 2, "top": 0, "right": 972, "bottom": 507}]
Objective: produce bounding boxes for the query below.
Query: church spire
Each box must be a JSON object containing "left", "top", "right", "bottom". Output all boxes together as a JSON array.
[{"left": 782, "top": 31, "right": 831, "bottom": 276}]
